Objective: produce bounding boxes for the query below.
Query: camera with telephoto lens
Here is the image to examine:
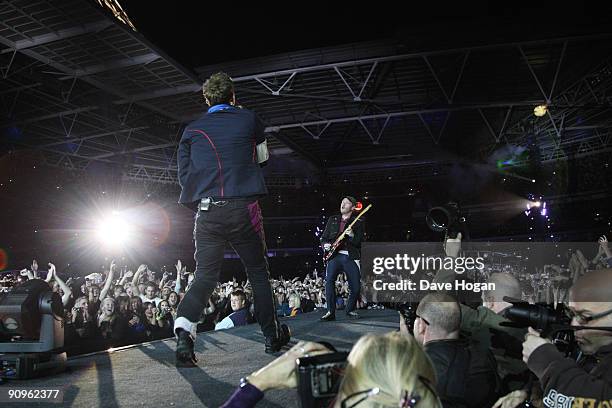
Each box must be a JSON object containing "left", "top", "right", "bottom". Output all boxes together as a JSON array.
[
  {"left": 501, "top": 296, "right": 576, "bottom": 356},
  {"left": 426, "top": 201, "right": 467, "bottom": 239},
  {"left": 296, "top": 342, "right": 348, "bottom": 408}
]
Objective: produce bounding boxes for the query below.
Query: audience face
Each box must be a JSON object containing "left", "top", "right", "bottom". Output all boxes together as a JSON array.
[
  {"left": 144, "top": 303, "right": 155, "bottom": 319},
  {"left": 159, "top": 300, "right": 170, "bottom": 314},
  {"left": 161, "top": 287, "right": 171, "bottom": 299},
  {"left": 117, "top": 297, "right": 130, "bottom": 314},
  {"left": 101, "top": 298, "right": 114, "bottom": 315},
  {"left": 75, "top": 297, "right": 88, "bottom": 310},
  {"left": 145, "top": 284, "right": 156, "bottom": 300},
  {"left": 138, "top": 283, "right": 145, "bottom": 294},
  {"left": 168, "top": 292, "right": 179, "bottom": 307},
  {"left": 125, "top": 285, "right": 134, "bottom": 297},
  {"left": 130, "top": 296, "right": 142, "bottom": 312},
  {"left": 230, "top": 294, "right": 246, "bottom": 311}
]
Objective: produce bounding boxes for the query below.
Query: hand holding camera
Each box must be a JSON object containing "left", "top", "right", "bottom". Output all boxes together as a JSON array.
[
  {"left": 247, "top": 341, "right": 331, "bottom": 391},
  {"left": 522, "top": 327, "right": 552, "bottom": 363},
  {"left": 129, "top": 315, "right": 140, "bottom": 326}
]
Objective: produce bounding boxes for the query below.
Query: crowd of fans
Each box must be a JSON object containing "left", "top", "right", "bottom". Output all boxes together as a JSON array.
[{"left": 0, "top": 257, "right": 383, "bottom": 355}]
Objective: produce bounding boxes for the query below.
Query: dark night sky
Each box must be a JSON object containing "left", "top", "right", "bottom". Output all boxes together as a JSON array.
[{"left": 119, "top": 3, "right": 610, "bottom": 70}]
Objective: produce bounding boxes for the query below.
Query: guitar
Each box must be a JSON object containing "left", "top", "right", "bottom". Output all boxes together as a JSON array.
[{"left": 323, "top": 204, "right": 372, "bottom": 263}]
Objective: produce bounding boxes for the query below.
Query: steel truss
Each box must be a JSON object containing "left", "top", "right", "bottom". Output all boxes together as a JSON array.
[{"left": 1, "top": 0, "right": 611, "bottom": 185}]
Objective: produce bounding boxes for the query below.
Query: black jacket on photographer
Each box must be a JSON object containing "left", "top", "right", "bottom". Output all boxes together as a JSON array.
[
  {"left": 425, "top": 338, "right": 502, "bottom": 408},
  {"left": 527, "top": 342, "right": 612, "bottom": 407},
  {"left": 320, "top": 214, "right": 365, "bottom": 260}
]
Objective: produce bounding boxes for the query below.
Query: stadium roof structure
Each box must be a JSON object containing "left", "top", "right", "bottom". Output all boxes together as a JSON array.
[{"left": 2, "top": 0, "right": 612, "bottom": 186}]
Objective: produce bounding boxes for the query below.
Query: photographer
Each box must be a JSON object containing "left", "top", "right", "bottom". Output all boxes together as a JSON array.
[
  {"left": 460, "top": 273, "right": 530, "bottom": 395},
  {"left": 221, "top": 332, "right": 440, "bottom": 407},
  {"left": 521, "top": 268, "right": 612, "bottom": 407},
  {"left": 406, "top": 293, "right": 501, "bottom": 408}
]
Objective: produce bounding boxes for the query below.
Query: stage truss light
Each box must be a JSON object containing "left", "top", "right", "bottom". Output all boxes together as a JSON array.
[{"left": 534, "top": 104, "right": 547, "bottom": 117}]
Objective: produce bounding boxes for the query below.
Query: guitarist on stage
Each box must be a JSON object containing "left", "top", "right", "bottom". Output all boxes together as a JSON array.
[{"left": 320, "top": 196, "right": 365, "bottom": 321}]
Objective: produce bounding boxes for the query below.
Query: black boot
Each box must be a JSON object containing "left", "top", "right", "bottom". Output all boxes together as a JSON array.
[
  {"left": 176, "top": 329, "right": 197, "bottom": 367},
  {"left": 265, "top": 324, "right": 291, "bottom": 354}
]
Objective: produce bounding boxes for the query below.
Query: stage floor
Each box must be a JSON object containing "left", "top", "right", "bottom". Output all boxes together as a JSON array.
[{"left": 2, "top": 309, "right": 399, "bottom": 407}]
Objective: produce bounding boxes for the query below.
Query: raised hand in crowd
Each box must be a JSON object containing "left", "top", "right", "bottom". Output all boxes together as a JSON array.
[
  {"left": 99, "top": 260, "right": 116, "bottom": 302},
  {"left": 45, "top": 263, "right": 54, "bottom": 282},
  {"left": 131, "top": 264, "right": 147, "bottom": 296},
  {"left": 118, "top": 269, "right": 133, "bottom": 286},
  {"left": 128, "top": 314, "right": 140, "bottom": 327},
  {"left": 48, "top": 262, "right": 73, "bottom": 306},
  {"left": 20, "top": 268, "right": 34, "bottom": 280},
  {"left": 599, "top": 235, "right": 611, "bottom": 258}
]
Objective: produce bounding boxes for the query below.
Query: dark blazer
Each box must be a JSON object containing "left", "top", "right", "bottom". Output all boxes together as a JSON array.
[
  {"left": 320, "top": 214, "right": 365, "bottom": 260},
  {"left": 177, "top": 106, "right": 268, "bottom": 210}
]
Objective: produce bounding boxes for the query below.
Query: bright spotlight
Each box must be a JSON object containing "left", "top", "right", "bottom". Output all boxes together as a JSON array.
[
  {"left": 533, "top": 201, "right": 541, "bottom": 207},
  {"left": 95, "top": 212, "right": 132, "bottom": 247},
  {"left": 534, "top": 104, "right": 547, "bottom": 117}
]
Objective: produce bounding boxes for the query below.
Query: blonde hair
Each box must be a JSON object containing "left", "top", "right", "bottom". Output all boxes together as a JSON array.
[{"left": 335, "top": 332, "right": 441, "bottom": 408}]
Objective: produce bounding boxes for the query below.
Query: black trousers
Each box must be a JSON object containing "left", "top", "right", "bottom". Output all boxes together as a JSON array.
[
  {"left": 325, "top": 253, "right": 361, "bottom": 314},
  {"left": 176, "top": 199, "right": 280, "bottom": 338}
]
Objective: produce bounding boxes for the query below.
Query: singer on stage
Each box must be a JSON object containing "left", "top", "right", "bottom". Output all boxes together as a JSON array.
[
  {"left": 174, "top": 72, "right": 289, "bottom": 366},
  {"left": 320, "top": 196, "right": 365, "bottom": 321}
]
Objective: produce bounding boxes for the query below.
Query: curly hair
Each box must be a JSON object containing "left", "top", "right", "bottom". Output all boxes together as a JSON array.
[{"left": 202, "top": 72, "right": 234, "bottom": 106}]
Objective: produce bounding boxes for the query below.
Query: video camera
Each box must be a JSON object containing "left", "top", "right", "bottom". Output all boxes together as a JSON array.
[
  {"left": 501, "top": 297, "right": 575, "bottom": 356},
  {"left": 426, "top": 201, "right": 467, "bottom": 239},
  {"left": 296, "top": 342, "right": 348, "bottom": 408}
]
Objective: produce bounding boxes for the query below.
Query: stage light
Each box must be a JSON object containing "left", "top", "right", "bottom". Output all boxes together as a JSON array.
[
  {"left": 355, "top": 202, "right": 363, "bottom": 211},
  {"left": 95, "top": 211, "right": 132, "bottom": 248},
  {"left": 534, "top": 104, "right": 547, "bottom": 117},
  {"left": 533, "top": 201, "right": 541, "bottom": 207}
]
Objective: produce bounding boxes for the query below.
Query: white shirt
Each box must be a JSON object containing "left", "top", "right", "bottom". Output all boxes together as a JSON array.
[
  {"left": 215, "top": 316, "right": 234, "bottom": 331},
  {"left": 139, "top": 294, "right": 162, "bottom": 307}
]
